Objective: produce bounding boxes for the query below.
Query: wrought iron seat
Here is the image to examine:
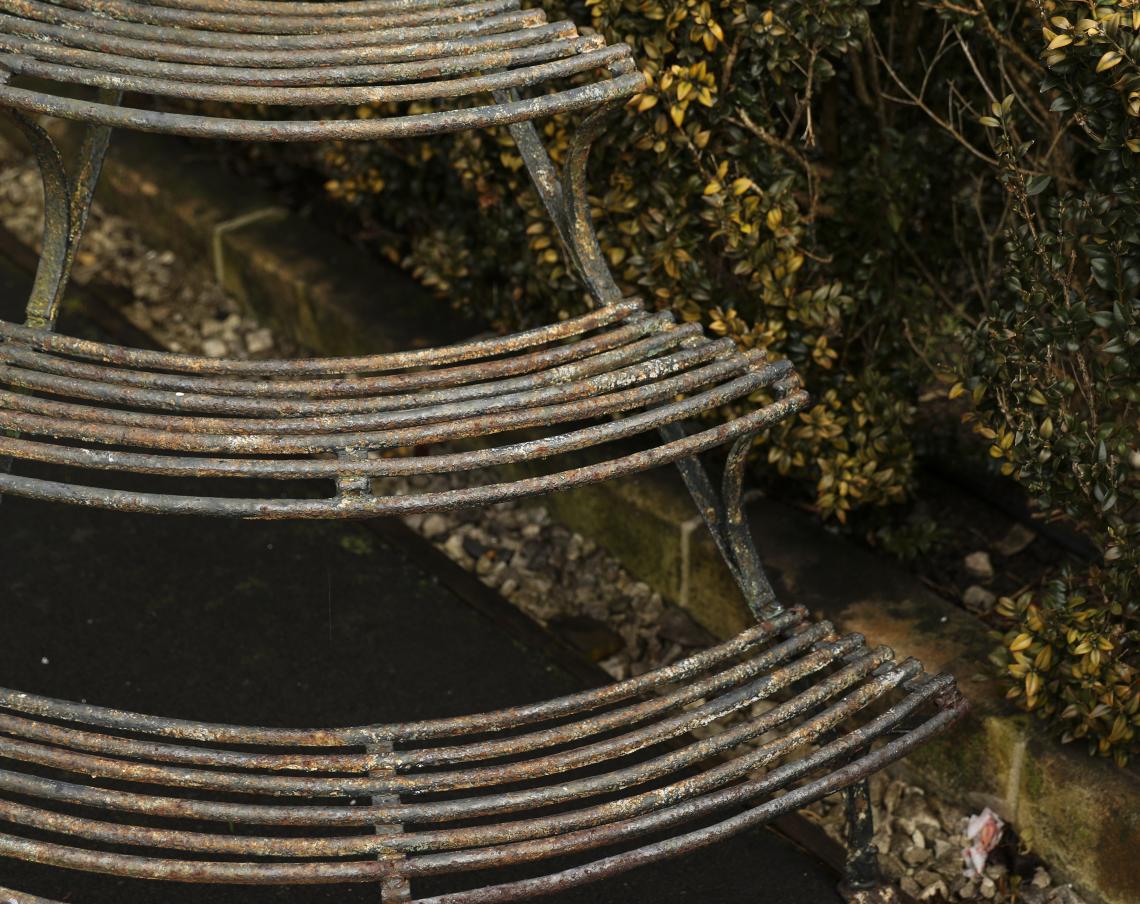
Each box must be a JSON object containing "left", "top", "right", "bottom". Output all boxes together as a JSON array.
[
  {"left": 0, "top": 0, "right": 641, "bottom": 139},
  {"left": 0, "top": 1, "right": 969, "bottom": 901},
  {"left": 0, "top": 609, "right": 965, "bottom": 902},
  {"left": 0, "top": 299, "right": 809, "bottom": 516}
]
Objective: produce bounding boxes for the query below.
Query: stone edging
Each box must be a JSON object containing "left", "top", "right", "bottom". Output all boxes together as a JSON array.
[{"left": 77, "top": 128, "right": 1137, "bottom": 904}]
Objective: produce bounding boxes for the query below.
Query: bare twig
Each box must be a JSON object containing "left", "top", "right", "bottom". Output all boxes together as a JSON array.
[{"left": 870, "top": 31, "right": 1000, "bottom": 167}]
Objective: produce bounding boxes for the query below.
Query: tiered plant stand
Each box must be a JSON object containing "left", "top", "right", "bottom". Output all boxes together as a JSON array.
[{"left": 0, "top": 2, "right": 967, "bottom": 901}]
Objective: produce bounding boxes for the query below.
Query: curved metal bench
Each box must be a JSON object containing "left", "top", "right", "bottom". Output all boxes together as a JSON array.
[
  {"left": 0, "top": 301, "right": 808, "bottom": 516},
  {"left": 0, "top": 1, "right": 968, "bottom": 901},
  {"left": 0, "top": 610, "right": 965, "bottom": 902}
]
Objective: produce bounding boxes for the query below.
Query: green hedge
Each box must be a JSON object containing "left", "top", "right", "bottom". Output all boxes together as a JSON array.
[{"left": 295, "top": 0, "right": 1136, "bottom": 761}]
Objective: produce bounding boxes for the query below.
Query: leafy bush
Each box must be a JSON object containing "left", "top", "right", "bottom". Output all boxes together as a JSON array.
[
  {"left": 290, "top": 0, "right": 1137, "bottom": 761},
  {"left": 958, "top": 0, "right": 1139, "bottom": 764},
  {"left": 998, "top": 572, "right": 1136, "bottom": 767}
]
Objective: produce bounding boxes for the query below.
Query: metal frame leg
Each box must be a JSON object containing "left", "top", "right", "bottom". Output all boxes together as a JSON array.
[
  {"left": 508, "top": 81, "right": 803, "bottom": 621},
  {"left": 0, "top": 82, "right": 120, "bottom": 499},
  {"left": 838, "top": 777, "right": 899, "bottom": 903}
]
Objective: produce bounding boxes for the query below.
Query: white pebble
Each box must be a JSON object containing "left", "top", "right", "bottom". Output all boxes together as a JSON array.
[
  {"left": 245, "top": 327, "right": 274, "bottom": 355},
  {"left": 201, "top": 338, "right": 229, "bottom": 358},
  {"left": 964, "top": 550, "right": 994, "bottom": 580}
]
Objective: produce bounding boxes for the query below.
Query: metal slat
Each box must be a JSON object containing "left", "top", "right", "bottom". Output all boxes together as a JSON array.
[
  {"left": 0, "top": 10, "right": 558, "bottom": 67},
  {"left": 0, "top": 73, "right": 646, "bottom": 141}
]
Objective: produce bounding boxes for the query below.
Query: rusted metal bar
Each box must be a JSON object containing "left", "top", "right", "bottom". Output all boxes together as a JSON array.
[
  {"left": 0, "top": 318, "right": 707, "bottom": 401},
  {"left": 4, "top": 0, "right": 529, "bottom": 35},
  {"left": 2, "top": 108, "right": 70, "bottom": 326},
  {"left": 0, "top": 343, "right": 754, "bottom": 452},
  {"left": 4, "top": 0, "right": 530, "bottom": 49},
  {"left": 0, "top": 10, "right": 568, "bottom": 67},
  {"left": 0, "top": 621, "right": 829, "bottom": 773},
  {"left": 0, "top": 347, "right": 766, "bottom": 440},
  {"left": 1, "top": 41, "right": 627, "bottom": 106},
  {"left": 0, "top": 73, "right": 647, "bottom": 141},
  {"left": 722, "top": 430, "right": 781, "bottom": 617},
  {"left": 0, "top": 0, "right": 648, "bottom": 142},
  {"left": 0, "top": 391, "right": 810, "bottom": 516},
  {"left": 0, "top": 655, "right": 898, "bottom": 864},
  {"left": 560, "top": 100, "right": 626, "bottom": 303},
  {"left": 0, "top": 296, "right": 645, "bottom": 372},
  {"left": 0, "top": 283, "right": 813, "bottom": 515},
  {"left": 0, "top": 75, "right": 119, "bottom": 329},
  {"left": 0, "top": 609, "right": 802, "bottom": 742},
  {"left": 0, "top": 26, "right": 591, "bottom": 85}
]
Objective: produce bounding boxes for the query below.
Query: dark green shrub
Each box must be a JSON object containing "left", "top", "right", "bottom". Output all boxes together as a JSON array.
[{"left": 958, "top": 0, "right": 1139, "bottom": 764}]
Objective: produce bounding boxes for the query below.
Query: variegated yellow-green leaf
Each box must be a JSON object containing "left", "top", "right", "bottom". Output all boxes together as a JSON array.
[{"left": 1097, "top": 51, "right": 1123, "bottom": 73}]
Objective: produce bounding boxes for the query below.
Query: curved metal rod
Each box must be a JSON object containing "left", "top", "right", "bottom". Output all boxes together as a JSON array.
[
  {"left": 503, "top": 63, "right": 785, "bottom": 614},
  {"left": 559, "top": 98, "right": 624, "bottom": 303},
  {"left": 0, "top": 86, "right": 120, "bottom": 330},
  {"left": 3, "top": 110, "right": 71, "bottom": 328},
  {"left": 60, "top": 90, "right": 122, "bottom": 316},
  {"left": 0, "top": 81, "right": 119, "bottom": 502},
  {"left": 658, "top": 421, "right": 739, "bottom": 582},
  {"left": 723, "top": 432, "right": 779, "bottom": 617}
]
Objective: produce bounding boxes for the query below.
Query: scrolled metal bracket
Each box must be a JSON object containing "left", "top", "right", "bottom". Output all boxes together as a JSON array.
[
  {"left": 658, "top": 366, "right": 802, "bottom": 621},
  {"left": 0, "top": 75, "right": 121, "bottom": 331},
  {"left": 504, "top": 62, "right": 793, "bottom": 620},
  {"left": 660, "top": 422, "right": 782, "bottom": 621},
  {"left": 498, "top": 86, "right": 627, "bottom": 306}
]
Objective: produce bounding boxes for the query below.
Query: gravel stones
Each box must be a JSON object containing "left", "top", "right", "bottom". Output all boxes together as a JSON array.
[
  {"left": 992, "top": 523, "right": 1037, "bottom": 558},
  {"left": 804, "top": 775, "right": 1088, "bottom": 904},
  {"left": 403, "top": 486, "right": 675, "bottom": 679},
  {"left": 962, "top": 584, "right": 997, "bottom": 614},
  {"left": 0, "top": 134, "right": 291, "bottom": 361}
]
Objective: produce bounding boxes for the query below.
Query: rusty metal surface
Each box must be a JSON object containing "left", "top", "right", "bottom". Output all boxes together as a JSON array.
[
  {"left": 0, "top": 606, "right": 968, "bottom": 899},
  {"left": 0, "top": 0, "right": 645, "bottom": 140},
  {"left": 0, "top": 300, "right": 812, "bottom": 516}
]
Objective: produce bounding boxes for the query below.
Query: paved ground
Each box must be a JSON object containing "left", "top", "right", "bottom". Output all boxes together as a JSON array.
[{"left": 0, "top": 260, "right": 841, "bottom": 903}]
